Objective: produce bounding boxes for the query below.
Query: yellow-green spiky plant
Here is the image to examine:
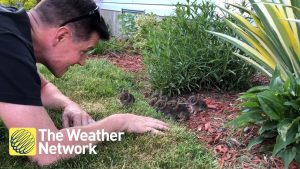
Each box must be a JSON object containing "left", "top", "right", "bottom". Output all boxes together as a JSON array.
[{"left": 208, "top": 0, "right": 300, "bottom": 81}]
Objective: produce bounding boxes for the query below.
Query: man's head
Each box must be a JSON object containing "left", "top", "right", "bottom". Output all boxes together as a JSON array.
[{"left": 29, "top": 0, "right": 110, "bottom": 77}]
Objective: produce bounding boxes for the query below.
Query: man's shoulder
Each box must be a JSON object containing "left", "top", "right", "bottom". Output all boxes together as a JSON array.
[
  {"left": 0, "top": 5, "right": 18, "bottom": 12},
  {"left": 0, "top": 5, "right": 27, "bottom": 23},
  {"left": 0, "top": 5, "right": 31, "bottom": 38},
  {"left": 0, "top": 32, "right": 41, "bottom": 107},
  {"left": 0, "top": 5, "right": 34, "bottom": 61}
]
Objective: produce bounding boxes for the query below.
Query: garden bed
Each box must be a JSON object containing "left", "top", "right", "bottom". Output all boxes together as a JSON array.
[{"left": 99, "top": 53, "right": 299, "bottom": 169}]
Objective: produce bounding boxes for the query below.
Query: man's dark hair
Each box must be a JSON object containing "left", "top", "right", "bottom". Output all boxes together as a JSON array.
[{"left": 35, "top": 0, "right": 110, "bottom": 41}]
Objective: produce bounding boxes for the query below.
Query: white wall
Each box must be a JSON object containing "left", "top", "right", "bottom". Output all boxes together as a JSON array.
[
  {"left": 96, "top": 0, "right": 244, "bottom": 36},
  {"left": 97, "top": 0, "right": 243, "bottom": 16},
  {"left": 98, "top": 0, "right": 194, "bottom": 16}
]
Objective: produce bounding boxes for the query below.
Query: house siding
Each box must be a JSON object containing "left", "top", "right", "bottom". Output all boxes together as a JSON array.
[
  {"left": 96, "top": 0, "right": 241, "bottom": 36},
  {"left": 97, "top": 0, "right": 189, "bottom": 36}
]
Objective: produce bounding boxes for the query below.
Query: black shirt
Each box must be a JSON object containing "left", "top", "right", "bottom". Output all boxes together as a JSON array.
[{"left": 0, "top": 6, "right": 42, "bottom": 106}]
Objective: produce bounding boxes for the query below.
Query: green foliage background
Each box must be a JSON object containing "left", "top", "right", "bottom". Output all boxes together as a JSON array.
[
  {"left": 137, "top": 0, "right": 255, "bottom": 95},
  {"left": 0, "top": 0, "right": 37, "bottom": 11}
]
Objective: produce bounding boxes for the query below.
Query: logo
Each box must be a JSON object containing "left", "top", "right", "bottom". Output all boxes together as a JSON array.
[{"left": 9, "top": 128, "right": 36, "bottom": 156}]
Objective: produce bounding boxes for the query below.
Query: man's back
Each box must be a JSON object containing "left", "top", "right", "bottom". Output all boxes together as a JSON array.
[{"left": 0, "top": 5, "right": 42, "bottom": 106}]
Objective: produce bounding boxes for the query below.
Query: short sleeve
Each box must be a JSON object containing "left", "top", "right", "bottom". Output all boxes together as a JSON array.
[{"left": 0, "top": 32, "right": 42, "bottom": 106}]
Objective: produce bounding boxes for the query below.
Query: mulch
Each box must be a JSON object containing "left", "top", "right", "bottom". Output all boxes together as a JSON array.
[
  {"left": 93, "top": 53, "right": 144, "bottom": 73},
  {"left": 95, "top": 53, "right": 299, "bottom": 169}
]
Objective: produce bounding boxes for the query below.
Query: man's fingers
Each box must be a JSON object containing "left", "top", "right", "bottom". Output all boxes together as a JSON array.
[
  {"left": 146, "top": 127, "right": 164, "bottom": 135},
  {"left": 82, "top": 114, "right": 89, "bottom": 126},
  {"left": 63, "top": 113, "right": 70, "bottom": 128},
  {"left": 88, "top": 118, "right": 95, "bottom": 124},
  {"left": 73, "top": 114, "right": 82, "bottom": 126},
  {"left": 146, "top": 121, "right": 169, "bottom": 131},
  {"left": 145, "top": 117, "right": 169, "bottom": 127}
]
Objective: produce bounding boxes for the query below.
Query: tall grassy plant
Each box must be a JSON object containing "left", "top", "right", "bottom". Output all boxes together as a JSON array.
[
  {"left": 208, "top": 0, "right": 300, "bottom": 80},
  {"left": 142, "top": 0, "right": 255, "bottom": 95}
]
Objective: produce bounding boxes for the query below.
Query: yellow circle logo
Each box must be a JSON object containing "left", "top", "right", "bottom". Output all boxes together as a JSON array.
[{"left": 9, "top": 128, "right": 36, "bottom": 156}]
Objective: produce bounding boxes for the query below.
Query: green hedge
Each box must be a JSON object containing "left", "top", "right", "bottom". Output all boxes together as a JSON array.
[{"left": 138, "top": 0, "right": 255, "bottom": 95}]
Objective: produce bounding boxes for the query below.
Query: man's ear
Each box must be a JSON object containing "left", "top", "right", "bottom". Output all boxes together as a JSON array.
[{"left": 53, "top": 27, "right": 72, "bottom": 46}]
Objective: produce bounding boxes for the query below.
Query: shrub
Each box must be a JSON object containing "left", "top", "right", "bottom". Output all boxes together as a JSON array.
[
  {"left": 133, "top": 13, "right": 158, "bottom": 51},
  {"left": 140, "top": 0, "right": 255, "bottom": 95},
  {"left": 117, "top": 13, "right": 139, "bottom": 39},
  {"left": 230, "top": 67, "right": 300, "bottom": 168},
  {"left": 0, "top": 0, "right": 37, "bottom": 10},
  {"left": 117, "top": 12, "right": 157, "bottom": 52}
]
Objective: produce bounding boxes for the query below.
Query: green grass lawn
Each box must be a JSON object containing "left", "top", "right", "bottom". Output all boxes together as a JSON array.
[{"left": 0, "top": 59, "right": 218, "bottom": 169}]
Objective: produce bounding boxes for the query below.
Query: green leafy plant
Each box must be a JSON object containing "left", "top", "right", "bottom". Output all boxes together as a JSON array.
[
  {"left": 230, "top": 67, "right": 300, "bottom": 168},
  {"left": 133, "top": 13, "right": 158, "bottom": 51},
  {"left": 0, "top": 0, "right": 37, "bottom": 10},
  {"left": 118, "top": 13, "right": 139, "bottom": 39},
  {"left": 140, "top": 0, "right": 255, "bottom": 95},
  {"left": 208, "top": 1, "right": 300, "bottom": 167},
  {"left": 208, "top": 0, "right": 300, "bottom": 80}
]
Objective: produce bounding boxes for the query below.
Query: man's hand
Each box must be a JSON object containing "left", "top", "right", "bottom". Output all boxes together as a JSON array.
[
  {"left": 63, "top": 102, "right": 95, "bottom": 127},
  {"left": 121, "top": 114, "right": 170, "bottom": 135}
]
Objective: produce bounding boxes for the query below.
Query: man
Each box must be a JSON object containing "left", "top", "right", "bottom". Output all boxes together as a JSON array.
[{"left": 0, "top": 0, "right": 169, "bottom": 166}]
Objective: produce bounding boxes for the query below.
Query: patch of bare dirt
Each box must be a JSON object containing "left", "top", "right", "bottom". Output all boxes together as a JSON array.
[
  {"left": 250, "top": 72, "right": 270, "bottom": 86},
  {"left": 94, "top": 53, "right": 144, "bottom": 73}
]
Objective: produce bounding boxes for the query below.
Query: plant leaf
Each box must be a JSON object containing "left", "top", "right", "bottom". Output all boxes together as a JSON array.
[
  {"left": 239, "top": 101, "right": 259, "bottom": 108},
  {"left": 247, "top": 136, "right": 264, "bottom": 150},
  {"left": 261, "top": 130, "right": 278, "bottom": 138},
  {"left": 295, "top": 144, "right": 300, "bottom": 164},
  {"left": 207, "top": 31, "right": 274, "bottom": 72},
  {"left": 277, "top": 119, "right": 293, "bottom": 142},
  {"left": 278, "top": 146, "right": 296, "bottom": 169},
  {"left": 284, "top": 101, "right": 300, "bottom": 110},
  {"left": 240, "top": 93, "right": 257, "bottom": 100},
  {"left": 269, "top": 66, "right": 284, "bottom": 92},
  {"left": 259, "top": 121, "right": 278, "bottom": 135},
  {"left": 273, "top": 117, "right": 300, "bottom": 155},
  {"left": 246, "top": 85, "right": 270, "bottom": 93},
  {"left": 257, "top": 91, "right": 285, "bottom": 120},
  {"left": 284, "top": 70, "right": 299, "bottom": 96},
  {"left": 227, "top": 111, "right": 264, "bottom": 128},
  {"left": 233, "top": 53, "right": 272, "bottom": 77}
]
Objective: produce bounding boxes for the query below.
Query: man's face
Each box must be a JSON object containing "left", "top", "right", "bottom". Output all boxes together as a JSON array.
[{"left": 44, "top": 32, "right": 99, "bottom": 78}]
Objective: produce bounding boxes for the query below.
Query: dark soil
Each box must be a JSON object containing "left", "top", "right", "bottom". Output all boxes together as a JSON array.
[{"left": 97, "top": 53, "right": 299, "bottom": 169}]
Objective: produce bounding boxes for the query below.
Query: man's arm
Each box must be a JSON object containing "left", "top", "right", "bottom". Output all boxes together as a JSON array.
[
  {"left": 39, "top": 74, "right": 94, "bottom": 127},
  {"left": 0, "top": 102, "right": 169, "bottom": 166},
  {"left": 40, "top": 74, "right": 72, "bottom": 110}
]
